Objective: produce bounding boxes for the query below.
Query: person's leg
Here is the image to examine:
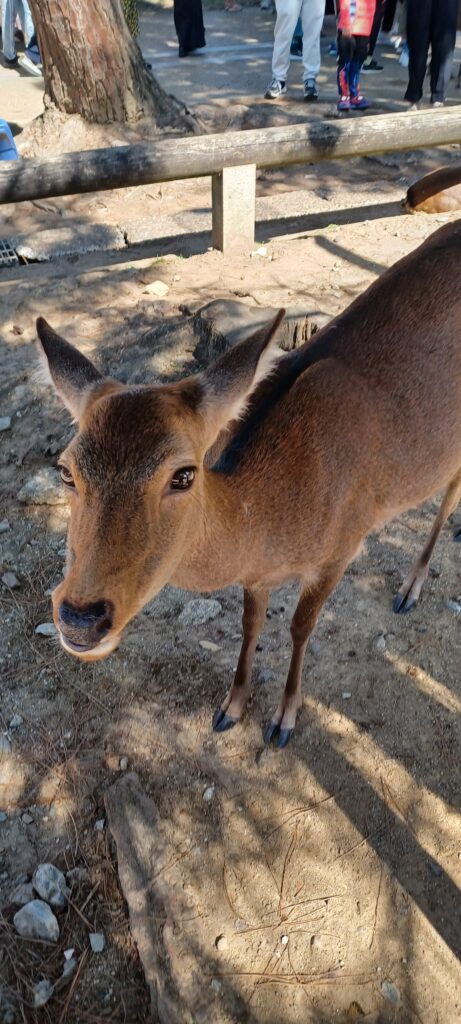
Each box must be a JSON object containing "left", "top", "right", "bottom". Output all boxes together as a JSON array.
[
  {"left": 272, "top": 0, "right": 303, "bottom": 82},
  {"left": 174, "top": 0, "right": 205, "bottom": 55},
  {"left": 368, "top": 0, "right": 386, "bottom": 57},
  {"left": 2, "top": 0, "right": 18, "bottom": 62},
  {"left": 404, "top": 0, "right": 431, "bottom": 103},
  {"left": 301, "top": 0, "right": 325, "bottom": 82},
  {"left": 17, "top": 0, "right": 35, "bottom": 46},
  {"left": 429, "top": 0, "right": 458, "bottom": 104},
  {"left": 349, "top": 35, "right": 370, "bottom": 106},
  {"left": 337, "top": 30, "right": 353, "bottom": 108}
]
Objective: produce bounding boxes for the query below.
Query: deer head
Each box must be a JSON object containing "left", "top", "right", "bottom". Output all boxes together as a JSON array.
[{"left": 36, "top": 311, "right": 285, "bottom": 660}]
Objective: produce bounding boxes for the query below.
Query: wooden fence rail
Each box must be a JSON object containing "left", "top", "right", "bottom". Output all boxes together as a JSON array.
[{"left": 1, "top": 107, "right": 460, "bottom": 253}]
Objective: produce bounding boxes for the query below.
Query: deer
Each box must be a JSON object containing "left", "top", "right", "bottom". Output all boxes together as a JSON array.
[{"left": 36, "top": 220, "right": 461, "bottom": 748}]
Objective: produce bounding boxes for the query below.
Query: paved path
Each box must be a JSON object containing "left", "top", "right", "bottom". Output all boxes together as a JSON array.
[{"left": 2, "top": 6, "right": 461, "bottom": 133}]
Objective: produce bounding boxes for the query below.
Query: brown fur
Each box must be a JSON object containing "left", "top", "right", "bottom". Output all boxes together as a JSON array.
[
  {"left": 405, "top": 163, "right": 461, "bottom": 213},
  {"left": 36, "top": 222, "right": 461, "bottom": 745}
]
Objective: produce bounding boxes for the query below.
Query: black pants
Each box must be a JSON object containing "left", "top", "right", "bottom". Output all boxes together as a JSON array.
[
  {"left": 369, "top": 0, "right": 387, "bottom": 57},
  {"left": 173, "top": 0, "right": 205, "bottom": 54},
  {"left": 405, "top": 0, "right": 458, "bottom": 103}
]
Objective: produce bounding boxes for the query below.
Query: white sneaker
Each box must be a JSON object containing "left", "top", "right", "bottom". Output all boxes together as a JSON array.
[
  {"left": 264, "top": 77, "right": 286, "bottom": 99},
  {"left": 18, "top": 54, "right": 42, "bottom": 76}
]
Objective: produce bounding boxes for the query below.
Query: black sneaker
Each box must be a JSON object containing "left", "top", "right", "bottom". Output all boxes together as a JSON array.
[
  {"left": 304, "top": 78, "right": 318, "bottom": 101},
  {"left": 362, "top": 58, "right": 383, "bottom": 73},
  {"left": 3, "top": 56, "right": 19, "bottom": 68}
]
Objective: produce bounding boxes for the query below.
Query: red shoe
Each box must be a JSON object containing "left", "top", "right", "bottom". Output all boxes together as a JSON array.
[{"left": 350, "top": 94, "right": 370, "bottom": 110}]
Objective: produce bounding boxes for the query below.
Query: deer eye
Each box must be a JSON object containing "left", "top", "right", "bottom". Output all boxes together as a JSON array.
[
  {"left": 170, "top": 467, "right": 195, "bottom": 491},
  {"left": 58, "top": 464, "right": 75, "bottom": 488}
]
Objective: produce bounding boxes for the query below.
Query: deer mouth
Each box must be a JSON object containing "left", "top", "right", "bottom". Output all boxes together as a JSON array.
[{"left": 59, "top": 632, "right": 119, "bottom": 661}]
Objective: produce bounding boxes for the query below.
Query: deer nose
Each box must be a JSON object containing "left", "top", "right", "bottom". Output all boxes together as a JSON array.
[{"left": 58, "top": 599, "right": 114, "bottom": 650}]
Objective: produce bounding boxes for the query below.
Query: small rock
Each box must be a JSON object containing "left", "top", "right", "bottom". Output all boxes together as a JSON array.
[
  {"left": 14, "top": 900, "right": 60, "bottom": 942},
  {"left": 143, "top": 280, "right": 170, "bottom": 298},
  {"left": 17, "top": 468, "right": 66, "bottom": 506},
  {"left": 234, "top": 918, "right": 248, "bottom": 932},
  {"left": 199, "top": 640, "right": 221, "bottom": 652},
  {"left": 380, "top": 980, "right": 401, "bottom": 1006},
  {"left": 64, "top": 948, "right": 75, "bottom": 961},
  {"left": 0, "top": 416, "right": 11, "bottom": 432},
  {"left": 202, "top": 785, "right": 215, "bottom": 802},
  {"left": 210, "top": 978, "right": 222, "bottom": 993},
  {"left": 215, "top": 934, "right": 228, "bottom": 951},
  {"left": 33, "top": 863, "right": 69, "bottom": 908},
  {"left": 95, "top": 818, "right": 105, "bottom": 831},
  {"left": 89, "top": 932, "right": 105, "bottom": 953},
  {"left": 35, "top": 622, "right": 58, "bottom": 637},
  {"left": 281, "top": 934, "right": 289, "bottom": 945},
  {"left": 0, "top": 519, "right": 10, "bottom": 533},
  {"left": 119, "top": 756, "right": 128, "bottom": 771},
  {"left": 0, "top": 735, "right": 12, "bottom": 756},
  {"left": 12, "top": 882, "right": 35, "bottom": 906},
  {"left": 21, "top": 812, "right": 34, "bottom": 824},
  {"left": 33, "top": 978, "right": 54, "bottom": 1008},
  {"left": 1, "top": 572, "right": 19, "bottom": 590},
  {"left": 9, "top": 714, "right": 23, "bottom": 730},
  {"left": 342, "top": 691, "right": 352, "bottom": 700},
  {"left": 62, "top": 956, "right": 77, "bottom": 980},
  {"left": 257, "top": 669, "right": 275, "bottom": 685},
  {"left": 0, "top": 811, "right": 7, "bottom": 822},
  {"left": 376, "top": 635, "right": 386, "bottom": 652},
  {"left": 179, "top": 598, "right": 222, "bottom": 626},
  {"left": 446, "top": 599, "right": 461, "bottom": 616}
]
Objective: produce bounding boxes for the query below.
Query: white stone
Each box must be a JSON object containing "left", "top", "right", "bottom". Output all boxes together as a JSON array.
[
  {"left": 342, "top": 691, "right": 352, "bottom": 700},
  {"left": 64, "top": 948, "right": 75, "bottom": 961},
  {"left": 14, "top": 900, "right": 59, "bottom": 942},
  {"left": 33, "top": 979, "right": 54, "bottom": 1008},
  {"left": 1, "top": 572, "right": 19, "bottom": 590},
  {"left": 17, "top": 468, "right": 66, "bottom": 506},
  {"left": 89, "top": 932, "right": 105, "bottom": 953},
  {"left": 35, "top": 622, "right": 58, "bottom": 637},
  {"left": 33, "top": 863, "right": 69, "bottom": 908},
  {"left": 143, "top": 280, "right": 170, "bottom": 298},
  {"left": 199, "top": 640, "right": 221, "bottom": 652},
  {"left": 202, "top": 785, "right": 216, "bottom": 802},
  {"left": 119, "top": 756, "right": 128, "bottom": 771},
  {"left": 179, "top": 598, "right": 222, "bottom": 626},
  {"left": 0, "top": 416, "right": 11, "bottom": 432}
]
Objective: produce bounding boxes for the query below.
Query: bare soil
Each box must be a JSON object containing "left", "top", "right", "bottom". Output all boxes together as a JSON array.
[{"left": 1, "top": 159, "right": 461, "bottom": 1023}]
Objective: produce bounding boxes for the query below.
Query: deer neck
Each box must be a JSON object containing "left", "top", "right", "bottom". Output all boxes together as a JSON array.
[{"left": 170, "top": 468, "right": 253, "bottom": 592}]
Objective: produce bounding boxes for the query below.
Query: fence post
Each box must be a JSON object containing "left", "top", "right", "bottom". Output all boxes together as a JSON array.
[{"left": 211, "top": 164, "right": 256, "bottom": 254}]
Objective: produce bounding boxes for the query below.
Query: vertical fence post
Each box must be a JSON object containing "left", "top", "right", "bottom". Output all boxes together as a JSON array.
[{"left": 211, "top": 164, "right": 256, "bottom": 254}]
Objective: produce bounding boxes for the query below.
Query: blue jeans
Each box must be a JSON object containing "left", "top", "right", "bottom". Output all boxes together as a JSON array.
[{"left": 2, "top": 0, "right": 35, "bottom": 61}]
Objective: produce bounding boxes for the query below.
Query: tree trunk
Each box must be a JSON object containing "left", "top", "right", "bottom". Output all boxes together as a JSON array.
[{"left": 27, "top": 0, "right": 177, "bottom": 124}]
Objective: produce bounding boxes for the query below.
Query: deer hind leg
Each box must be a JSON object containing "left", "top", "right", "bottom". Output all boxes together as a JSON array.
[
  {"left": 213, "top": 586, "right": 270, "bottom": 733},
  {"left": 394, "top": 470, "right": 461, "bottom": 614},
  {"left": 264, "top": 568, "right": 345, "bottom": 750}
]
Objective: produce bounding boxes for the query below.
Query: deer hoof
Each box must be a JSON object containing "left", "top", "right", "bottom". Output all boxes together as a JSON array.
[
  {"left": 453, "top": 527, "right": 461, "bottom": 543},
  {"left": 212, "top": 708, "right": 239, "bottom": 732},
  {"left": 277, "top": 727, "right": 294, "bottom": 749},
  {"left": 393, "top": 592, "right": 417, "bottom": 615},
  {"left": 263, "top": 720, "right": 279, "bottom": 745}
]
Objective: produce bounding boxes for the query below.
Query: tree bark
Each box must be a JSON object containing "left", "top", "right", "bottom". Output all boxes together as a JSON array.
[{"left": 27, "top": 0, "right": 177, "bottom": 124}]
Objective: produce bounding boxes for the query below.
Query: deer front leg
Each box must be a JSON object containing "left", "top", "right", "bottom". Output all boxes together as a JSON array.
[
  {"left": 213, "top": 586, "right": 270, "bottom": 733},
  {"left": 265, "top": 569, "right": 345, "bottom": 749}
]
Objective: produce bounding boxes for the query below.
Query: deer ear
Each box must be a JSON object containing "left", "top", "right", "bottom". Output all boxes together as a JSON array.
[
  {"left": 198, "top": 309, "right": 285, "bottom": 440},
  {"left": 36, "top": 317, "right": 102, "bottom": 420}
]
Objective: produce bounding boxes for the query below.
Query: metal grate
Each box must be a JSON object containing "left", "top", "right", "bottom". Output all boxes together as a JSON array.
[{"left": 0, "top": 238, "right": 19, "bottom": 267}]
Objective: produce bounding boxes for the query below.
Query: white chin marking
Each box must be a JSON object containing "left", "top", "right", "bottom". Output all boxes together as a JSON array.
[{"left": 59, "top": 633, "right": 119, "bottom": 661}]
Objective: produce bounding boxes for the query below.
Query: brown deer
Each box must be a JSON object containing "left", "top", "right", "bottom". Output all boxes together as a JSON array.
[
  {"left": 36, "top": 221, "right": 461, "bottom": 748},
  {"left": 405, "top": 164, "right": 461, "bottom": 214}
]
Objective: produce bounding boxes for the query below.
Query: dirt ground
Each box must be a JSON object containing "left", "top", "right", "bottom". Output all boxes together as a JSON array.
[{"left": 1, "top": 4, "right": 461, "bottom": 1024}]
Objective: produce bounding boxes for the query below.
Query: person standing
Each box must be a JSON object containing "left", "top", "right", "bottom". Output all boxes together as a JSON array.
[
  {"left": 173, "top": 0, "right": 206, "bottom": 59},
  {"left": 265, "top": 0, "right": 326, "bottom": 102},
  {"left": 336, "top": 0, "right": 375, "bottom": 110},
  {"left": 405, "top": 0, "right": 459, "bottom": 108}
]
